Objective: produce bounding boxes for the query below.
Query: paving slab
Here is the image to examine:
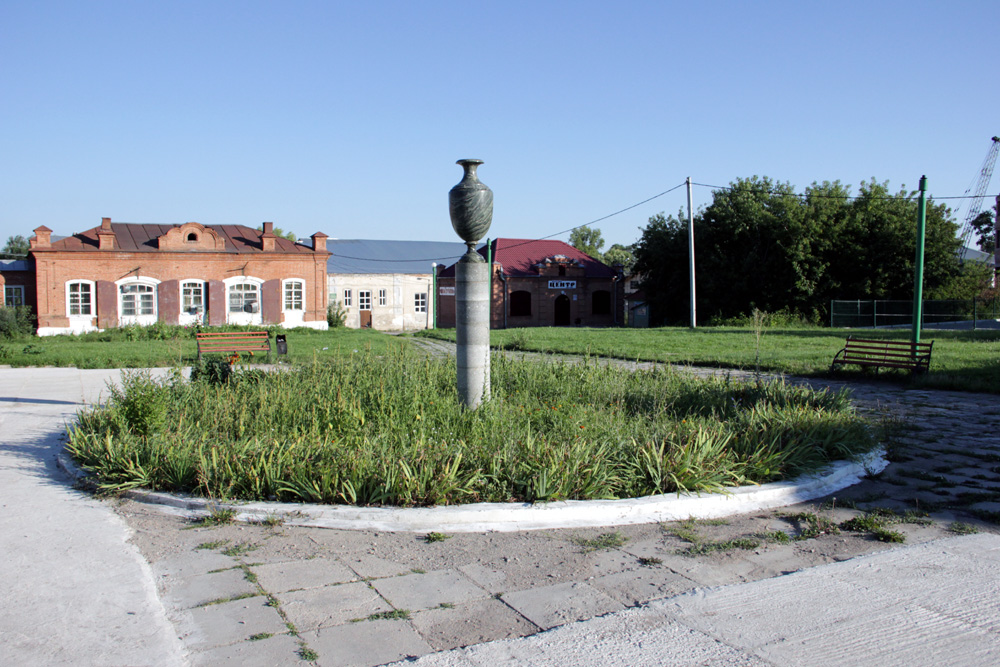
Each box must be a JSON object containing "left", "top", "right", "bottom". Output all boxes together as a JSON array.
[
  {"left": 344, "top": 554, "right": 415, "bottom": 579},
  {"left": 153, "top": 549, "right": 238, "bottom": 581},
  {"left": 410, "top": 597, "right": 540, "bottom": 651},
  {"left": 189, "top": 631, "right": 303, "bottom": 667},
  {"left": 251, "top": 557, "right": 357, "bottom": 593},
  {"left": 165, "top": 567, "right": 257, "bottom": 609},
  {"left": 500, "top": 581, "right": 625, "bottom": 630},
  {"left": 300, "top": 617, "right": 432, "bottom": 666},
  {"left": 371, "top": 568, "right": 490, "bottom": 611},
  {"left": 588, "top": 566, "right": 696, "bottom": 606},
  {"left": 179, "top": 595, "right": 288, "bottom": 651},
  {"left": 279, "top": 581, "right": 391, "bottom": 631}
]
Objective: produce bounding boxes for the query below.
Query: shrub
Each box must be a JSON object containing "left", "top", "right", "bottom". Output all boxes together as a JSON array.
[
  {"left": 327, "top": 300, "right": 346, "bottom": 328},
  {"left": 191, "top": 358, "right": 234, "bottom": 385},
  {"left": 0, "top": 305, "right": 35, "bottom": 339},
  {"left": 106, "top": 369, "right": 170, "bottom": 438}
]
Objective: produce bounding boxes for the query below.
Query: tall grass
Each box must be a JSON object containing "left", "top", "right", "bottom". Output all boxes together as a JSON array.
[{"left": 66, "top": 348, "right": 878, "bottom": 506}]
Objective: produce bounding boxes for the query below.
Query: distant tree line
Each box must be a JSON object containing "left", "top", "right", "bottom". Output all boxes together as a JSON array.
[
  {"left": 632, "top": 177, "right": 987, "bottom": 326},
  {"left": 568, "top": 225, "right": 635, "bottom": 272}
]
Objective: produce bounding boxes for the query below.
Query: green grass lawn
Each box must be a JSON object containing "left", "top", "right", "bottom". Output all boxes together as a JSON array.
[
  {"left": 4, "top": 323, "right": 998, "bottom": 394},
  {"left": 417, "top": 326, "right": 1000, "bottom": 394},
  {"left": 0, "top": 327, "right": 406, "bottom": 368}
]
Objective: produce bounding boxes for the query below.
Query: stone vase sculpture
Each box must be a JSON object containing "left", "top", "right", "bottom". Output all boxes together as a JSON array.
[
  {"left": 449, "top": 159, "right": 493, "bottom": 255},
  {"left": 449, "top": 159, "right": 493, "bottom": 409}
]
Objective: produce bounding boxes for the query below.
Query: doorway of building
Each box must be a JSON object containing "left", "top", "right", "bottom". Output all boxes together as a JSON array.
[
  {"left": 554, "top": 294, "right": 570, "bottom": 326},
  {"left": 359, "top": 290, "right": 373, "bottom": 328}
]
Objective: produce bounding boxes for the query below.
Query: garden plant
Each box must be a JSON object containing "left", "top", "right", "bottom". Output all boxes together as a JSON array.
[{"left": 66, "top": 346, "right": 879, "bottom": 506}]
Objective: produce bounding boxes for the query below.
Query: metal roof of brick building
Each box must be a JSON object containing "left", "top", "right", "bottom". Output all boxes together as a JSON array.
[
  {"left": 438, "top": 238, "right": 615, "bottom": 278},
  {"left": 42, "top": 223, "right": 316, "bottom": 254},
  {"left": 327, "top": 239, "right": 469, "bottom": 275}
]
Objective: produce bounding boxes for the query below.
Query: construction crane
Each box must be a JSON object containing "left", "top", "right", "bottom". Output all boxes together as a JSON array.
[{"left": 958, "top": 136, "right": 1000, "bottom": 251}]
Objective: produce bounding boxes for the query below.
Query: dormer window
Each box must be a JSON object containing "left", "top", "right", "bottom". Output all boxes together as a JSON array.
[{"left": 186, "top": 233, "right": 198, "bottom": 242}]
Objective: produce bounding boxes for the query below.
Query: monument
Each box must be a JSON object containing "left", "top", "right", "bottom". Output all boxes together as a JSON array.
[{"left": 448, "top": 159, "right": 493, "bottom": 409}]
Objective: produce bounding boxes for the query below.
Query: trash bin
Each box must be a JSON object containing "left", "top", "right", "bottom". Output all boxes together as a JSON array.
[{"left": 275, "top": 334, "right": 288, "bottom": 356}]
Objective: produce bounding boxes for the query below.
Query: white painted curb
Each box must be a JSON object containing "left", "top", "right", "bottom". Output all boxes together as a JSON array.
[{"left": 57, "top": 448, "right": 887, "bottom": 533}]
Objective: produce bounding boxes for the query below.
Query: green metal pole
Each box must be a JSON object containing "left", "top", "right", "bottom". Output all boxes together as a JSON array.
[
  {"left": 911, "top": 175, "right": 928, "bottom": 346},
  {"left": 431, "top": 262, "right": 437, "bottom": 329}
]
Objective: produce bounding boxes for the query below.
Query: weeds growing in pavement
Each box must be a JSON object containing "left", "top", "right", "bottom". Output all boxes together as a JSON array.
[
  {"left": 423, "top": 532, "right": 451, "bottom": 543},
  {"left": 949, "top": 522, "right": 979, "bottom": 535},
  {"left": 782, "top": 512, "right": 841, "bottom": 539},
  {"left": 682, "top": 537, "right": 760, "bottom": 556},
  {"left": 353, "top": 610, "right": 412, "bottom": 622},
  {"left": 573, "top": 531, "right": 628, "bottom": 552},
  {"left": 195, "top": 540, "right": 229, "bottom": 550}
]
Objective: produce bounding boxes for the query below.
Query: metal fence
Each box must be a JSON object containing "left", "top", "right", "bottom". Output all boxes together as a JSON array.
[{"left": 830, "top": 298, "right": 1000, "bottom": 329}]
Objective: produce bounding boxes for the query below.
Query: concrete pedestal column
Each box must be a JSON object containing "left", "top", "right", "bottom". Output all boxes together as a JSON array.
[{"left": 456, "top": 251, "right": 490, "bottom": 409}]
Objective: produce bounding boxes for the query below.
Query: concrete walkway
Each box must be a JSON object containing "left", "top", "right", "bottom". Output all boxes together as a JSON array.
[
  {"left": 1, "top": 363, "right": 999, "bottom": 666},
  {"left": 389, "top": 533, "right": 1000, "bottom": 667},
  {"left": 0, "top": 368, "right": 184, "bottom": 666}
]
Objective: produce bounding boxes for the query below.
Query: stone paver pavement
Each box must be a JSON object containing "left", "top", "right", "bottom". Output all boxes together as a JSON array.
[{"left": 3, "top": 360, "right": 1000, "bottom": 665}]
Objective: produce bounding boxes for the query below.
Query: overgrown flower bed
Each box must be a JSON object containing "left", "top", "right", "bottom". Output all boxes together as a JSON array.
[{"left": 66, "top": 348, "right": 879, "bottom": 506}]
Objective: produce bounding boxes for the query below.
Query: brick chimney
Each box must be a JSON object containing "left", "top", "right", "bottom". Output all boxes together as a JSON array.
[
  {"left": 97, "top": 217, "right": 116, "bottom": 250},
  {"left": 261, "top": 222, "right": 276, "bottom": 252},
  {"left": 30, "top": 225, "right": 52, "bottom": 249},
  {"left": 311, "top": 231, "right": 328, "bottom": 253}
]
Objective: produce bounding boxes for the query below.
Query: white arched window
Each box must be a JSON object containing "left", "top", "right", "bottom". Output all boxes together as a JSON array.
[
  {"left": 224, "top": 276, "right": 263, "bottom": 325},
  {"left": 116, "top": 277, "right": 160, "bottom": 327}
]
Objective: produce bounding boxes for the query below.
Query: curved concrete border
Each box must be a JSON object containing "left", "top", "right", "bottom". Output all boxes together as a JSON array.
[{"left": 57, "top": 448, "right": 887, "bottom": 533}]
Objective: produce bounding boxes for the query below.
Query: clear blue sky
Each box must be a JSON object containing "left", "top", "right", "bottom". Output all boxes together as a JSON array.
[{"left": 2, "top": 1, "right": 997, "bottom": 253}]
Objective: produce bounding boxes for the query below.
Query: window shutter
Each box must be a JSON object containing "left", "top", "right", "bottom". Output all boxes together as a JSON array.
[
  {"left": 262, "top": 279, "right": 281, "bottom": 324},
  {"left": 207, "top": 280, "right": 226, "bottom": 326},
  {"left": 158, "top": 280, "right": 180, "bottom": 325},
  {"left": 96, "top": 281, "right": 117, "bottom": 329}
]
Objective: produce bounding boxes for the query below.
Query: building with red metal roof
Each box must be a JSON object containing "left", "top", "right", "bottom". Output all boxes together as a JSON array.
[{"left": 436, "top": 238, "right": 625, "bottom": 329}]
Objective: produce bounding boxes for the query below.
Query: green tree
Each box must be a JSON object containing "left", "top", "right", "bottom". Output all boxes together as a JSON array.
[
  {"left": 569, "top": 225, "right": 605, "bottom": 261},
  {"left": 968, "top": 210, "right": 995, "bottom": 254},
  {"left": 633, "top": 176, "right": 965, "bottom": 325},
  {"left": 631, "top": 210, "right": 691, "bottom": 324},
  {"left": 603, "top": 243, "right": 636, "bottom": 272},
  {"left": 255, "top": 225, "right": 298, "bottom": 242},
  {"left": 2, "top": 235, "right": 30, "bottom": 256}
]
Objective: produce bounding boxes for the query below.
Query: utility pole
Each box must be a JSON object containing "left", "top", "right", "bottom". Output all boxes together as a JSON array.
[
  {"left": 911, "top": 175, "right": 928, "bottom": 346},
  {"left": 687, "top": 177, "right": 697, "bottom": 329}
]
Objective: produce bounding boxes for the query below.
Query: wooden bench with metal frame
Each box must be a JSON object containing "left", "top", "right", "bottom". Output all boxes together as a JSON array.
[
  {"left": 195, "top": 331, "right": 271, "bottom": 364},
  {"left": 830, "top": 336, "right": 933, "bottom": 374}
]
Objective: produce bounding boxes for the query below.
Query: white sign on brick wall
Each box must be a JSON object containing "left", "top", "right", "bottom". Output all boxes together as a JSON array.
[
  {"left": 439, "top": 286, "right": 455, "bottom": 296},
  {"left": 548, "top": 280, "right": 577, "bottom": 289}
]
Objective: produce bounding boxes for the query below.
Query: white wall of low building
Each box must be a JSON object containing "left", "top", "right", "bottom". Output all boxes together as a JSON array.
[{"left": 328, "top": 273, "right": 435, "bottom": 330}]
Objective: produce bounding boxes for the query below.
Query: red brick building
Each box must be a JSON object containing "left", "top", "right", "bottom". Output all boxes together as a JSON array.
[
  {"left": 436, "top": 238, "right": 625, "bottom": 329},
  {"left": 28, "top": 218, "right": 329, "bottom": 335}
]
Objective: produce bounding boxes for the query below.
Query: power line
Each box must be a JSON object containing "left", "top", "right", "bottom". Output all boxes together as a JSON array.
[
  {"left": 498, "top": 182, "right": 687, "bottom": 252},
  {"left": 329, "top": 182, "right": 688, "bottom": 263}
]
